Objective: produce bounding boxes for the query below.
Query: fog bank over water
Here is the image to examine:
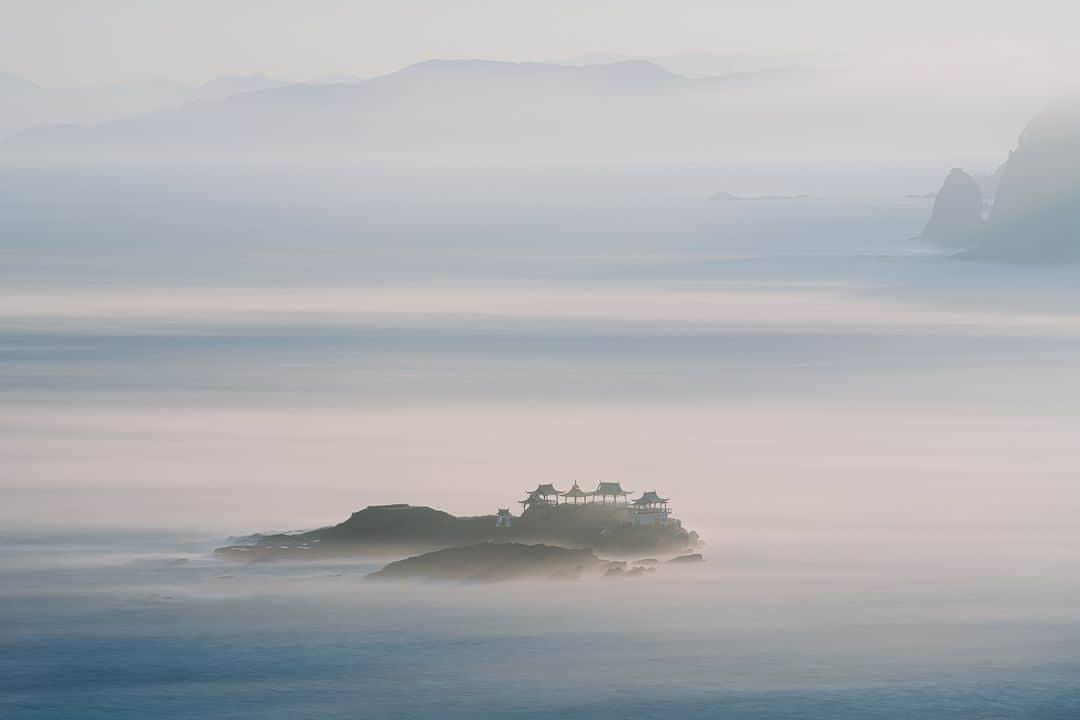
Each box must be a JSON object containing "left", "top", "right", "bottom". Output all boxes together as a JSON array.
[
  {"left": 4, "top": 166, "right": 1080, "bottom": 538},
  {"left": 7, "top": 1, "right": 1080, "bottom": 714},
  {"left": 4, "top": 164, "right": 1080, "bottom": 718},
  {"left": 4, "top": 532, "right": 1077, "bottom": 719}
]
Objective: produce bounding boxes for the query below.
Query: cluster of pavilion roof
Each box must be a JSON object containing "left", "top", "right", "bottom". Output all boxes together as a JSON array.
[{"left": 519, "top": 482, "right": 669, "bottom": 508}]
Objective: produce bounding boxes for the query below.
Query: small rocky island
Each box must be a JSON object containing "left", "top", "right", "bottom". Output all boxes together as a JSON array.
[{"left": 217, "top": 483, "right": 703, "bottom": 580}]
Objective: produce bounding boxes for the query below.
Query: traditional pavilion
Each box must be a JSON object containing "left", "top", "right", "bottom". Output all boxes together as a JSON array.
[
  {"left": 495, "top": 508, "right": 513, "bottom": 528},
  {"left": 518, "top": 491, "right": 542, "bottom": 511},
  {"left": 560, "top": 482, "right": 590, "bottom": 505},
  {"left": 517, "top": 482, "right": 674, "bottom": 520},
  {"left": 590, "top": 481, "right": 632, "bottom": 504},
  {"left": 519, "top": 483, "right": 563, "bottom": 510},
  {"left": 631, "top": 490, "right": 672, "bottom": 526}
]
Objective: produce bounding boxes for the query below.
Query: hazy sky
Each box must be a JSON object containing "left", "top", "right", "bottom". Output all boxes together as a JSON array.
[{"left": 3, "top": 0, "right": 1079, "bottom": 85}]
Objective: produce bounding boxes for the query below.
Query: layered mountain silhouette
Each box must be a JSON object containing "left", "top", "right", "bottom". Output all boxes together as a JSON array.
[
  {"left": 558, "top": 51, "right": 812, "bottom": 78},
  {"left": 5, "top": 58, "right": 1014, "bottom": 169},
  {"left": 3, "top": 59, "right": 812, "bottom": 165},
  {"left": 0, "top": 72, "right": 288, "bottom": 137}
]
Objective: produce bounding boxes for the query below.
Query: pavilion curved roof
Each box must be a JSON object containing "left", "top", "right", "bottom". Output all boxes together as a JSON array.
[
  {"left": 532, "top": 483, "right": 562, "bottom": 496},
  {"left": 591, "top": 481, "right": 631, "bottom": 496},
  {"left": 633, "top": 491, "right": 669, "bottom": 505},
  {"left": 560, "top": 482, "right": 590, "bottom": 498}
]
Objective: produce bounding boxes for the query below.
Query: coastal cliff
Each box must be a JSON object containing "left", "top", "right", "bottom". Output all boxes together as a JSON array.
[{"left": 968, "top": 100, "right": 1080, "bottom": 259}]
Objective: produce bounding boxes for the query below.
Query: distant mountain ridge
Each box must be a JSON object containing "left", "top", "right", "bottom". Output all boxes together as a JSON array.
[
  {"left": 2, "top": 58, "right": 815, "bottom": 160},
  {"left": 0, "top": 71, "right": 42, "bottom": 94},
  {"left": 0, "top": 72, "right": 289, "bottom": 137},
  {"left": 4, "top": 57, "right": 1014, "bottom": 170},
  {"left": 558, "top": 50, "right": 816, "bottom": 78}
]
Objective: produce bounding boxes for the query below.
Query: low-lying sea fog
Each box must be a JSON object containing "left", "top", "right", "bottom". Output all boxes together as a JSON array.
[{"left": 3, "top": 165, "right": 1080, "bottom": 718}]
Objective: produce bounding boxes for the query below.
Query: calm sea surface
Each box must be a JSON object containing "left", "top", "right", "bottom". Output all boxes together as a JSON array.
[
  {"left": 3, "top": 528, "right": 1079, "bottom": 719},
  {"left": 3, "top": 166, "right": 1080, "bottom": 718}
]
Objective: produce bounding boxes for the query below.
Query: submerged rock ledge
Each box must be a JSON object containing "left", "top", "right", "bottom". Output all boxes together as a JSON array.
[
  {"left": 365, "top": 542, "right": 701, "bottom": 582},
  {"left": 367, "top": 542, "right": 604, "bottom": 582}
]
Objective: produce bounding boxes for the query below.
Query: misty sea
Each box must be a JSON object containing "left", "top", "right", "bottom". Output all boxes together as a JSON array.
[
  {"left": 4, "top": 527, "right": 1080, "bottom": 719},
  {"left": 3, "top": 166, "right": 1080, "bottom": 718}
]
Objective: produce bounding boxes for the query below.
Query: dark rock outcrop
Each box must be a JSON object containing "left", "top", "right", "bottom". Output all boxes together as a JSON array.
[
  {"left": 366, "top": 542, "right": 602, "bottom": 582},
  {"left": 919, "top": 168, "right": 983, "bottom": 246},
  {"left": 216, "top": 502, "right": 701, "bottom": 561}
]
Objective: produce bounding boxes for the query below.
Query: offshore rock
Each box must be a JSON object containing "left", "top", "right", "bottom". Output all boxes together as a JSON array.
[
  {"left": 919, "top": 168, "right": 984, "bottom": 247},
  {"left": 366, "top": 542, "right": 602, "bottom": 582}
]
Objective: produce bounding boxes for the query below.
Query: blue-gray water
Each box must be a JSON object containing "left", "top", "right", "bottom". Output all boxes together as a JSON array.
[
  {"left": 4, "top": 529, "right": 1080, "bottom": 719},
  {"left": 3, "top": 165, "right": 1080, "bottom": 718}
]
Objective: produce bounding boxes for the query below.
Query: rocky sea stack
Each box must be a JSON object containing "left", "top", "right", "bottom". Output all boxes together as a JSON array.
[{"left": 919, "top": 168, "right": 984, "bottom": 247}]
